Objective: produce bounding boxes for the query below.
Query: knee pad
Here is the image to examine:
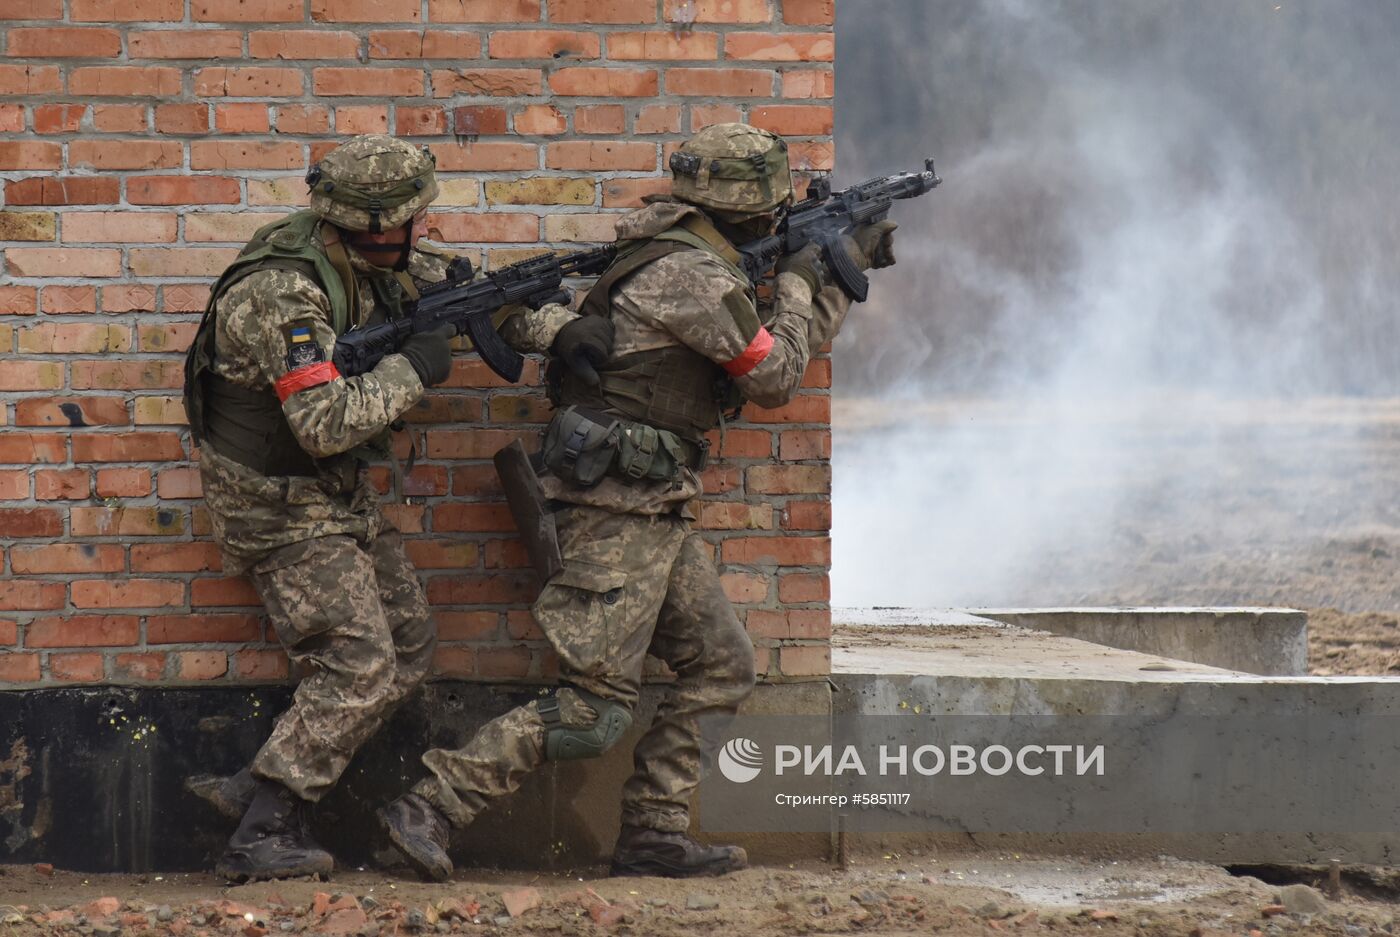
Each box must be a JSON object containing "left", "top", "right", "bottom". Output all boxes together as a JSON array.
[{"left": 539, "top": 689, "right": 633, "bottom": 761}]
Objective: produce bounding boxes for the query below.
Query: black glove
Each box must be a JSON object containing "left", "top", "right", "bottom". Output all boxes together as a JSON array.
[
  {"left": 398, "top": 325, "right": 454, "bottom": 387},
  {"left": 551, "top": 315, "right": 615, "bottom": 387},
  {"left": 847, "top": 220, "right": 898, "bottom": 270},
  {"left": 775, "top": 241, "right": 829, "bottom": 296}
]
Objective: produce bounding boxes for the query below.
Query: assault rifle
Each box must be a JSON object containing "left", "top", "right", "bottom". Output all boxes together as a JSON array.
[
  {"left": 332, "top": 245, "right": 617, "bottom": 384},
  {"left": 734, "top": 158, "right": 942, "bottom": 302}
]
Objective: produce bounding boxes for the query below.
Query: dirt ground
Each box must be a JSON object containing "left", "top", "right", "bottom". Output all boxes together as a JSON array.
[{"left": 2, "top": 849, "right": 1397, "bottom": 937}]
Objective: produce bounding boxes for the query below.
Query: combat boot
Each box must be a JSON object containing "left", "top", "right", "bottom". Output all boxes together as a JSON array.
[
  {"left": 610, "top": 825, "right": 747, "bottom": 878},
  {"left": 215, "top": 780, "right": 335, "bottom": 882},
  {"left": 378, "top": 793, "right": 453, "bottom": 882},
  {"left": 186, "top": 766, "right": 256, "bottom": 821}
]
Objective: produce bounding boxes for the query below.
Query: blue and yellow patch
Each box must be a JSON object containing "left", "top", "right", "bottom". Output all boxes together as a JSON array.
[{"left": 282, "top": 320, "right": 325, "bottom": 371}]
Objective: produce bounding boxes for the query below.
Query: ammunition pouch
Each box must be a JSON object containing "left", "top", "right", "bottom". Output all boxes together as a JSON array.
[
  {"left": 540, "top": 405, "right": 707, "bottom": 489},
  {"left": 539, "top": 688, "right": 633, "bottom": 761}
]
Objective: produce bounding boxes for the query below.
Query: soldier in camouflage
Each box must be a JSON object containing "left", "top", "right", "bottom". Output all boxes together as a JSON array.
[
  {"left": 183, "top": 134, "right": 611, "bottom": 882},
  {"left": 378, "top": 124, "right": 897, "bottom": 881}
]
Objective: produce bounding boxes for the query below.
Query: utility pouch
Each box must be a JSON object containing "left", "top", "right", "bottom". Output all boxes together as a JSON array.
[
  {"left": 541, "top": 405, "right": 621, "bottom": 488},
  {"left": 615, "top": 422, "right": 687, "bottom": 483},
  {"left": 494, "top": 439, "right": 564, "bottom": 581}
]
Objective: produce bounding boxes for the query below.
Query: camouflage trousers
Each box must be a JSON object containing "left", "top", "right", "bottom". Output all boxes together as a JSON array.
[
  {"left": 413, "top": 505, "right": 756, "bottom": 833},
  {"left": 249, "top": 526, "right": 436, "bottom": 802}
]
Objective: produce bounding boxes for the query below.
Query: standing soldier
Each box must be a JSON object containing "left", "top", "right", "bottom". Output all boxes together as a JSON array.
[
  {"left": 184, "top": 134, "right": 611, "bottom": 882},
  {"left": 377, "top": 124, "right": 896, "bottom": 880}
]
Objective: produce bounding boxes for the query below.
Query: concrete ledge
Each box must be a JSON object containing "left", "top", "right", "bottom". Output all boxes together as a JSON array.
[{"left": 835, "top": 606, "right": 1308, "bottom": 675}]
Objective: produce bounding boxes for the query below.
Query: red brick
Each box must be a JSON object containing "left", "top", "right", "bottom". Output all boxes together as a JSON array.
[
  {"left": 635, "top": 104, "right": 682, "bottom": 134},
  {"left": 72, "top": 0, "right": 182, "bottom": 18},
  {"left": 0, "top": 508, "right": 62, "bottom": 538},
  {"left": 431, "top": 645, "right": 475, "bottom": 678},
  {"left": 721, "top": 571, "right": 770, "bottom": 603},
  {"left": 0, "top": 654, "right": 41, "bottom": 683},
  {"left": 369, "top": 29, "right": 482, "bottom": 58},
  {"left": 131, "top": 542, "right": 221, "bottom": 573},
  {"left": 51, "top": 653, "right": 106, "bottom": 682},
  {"left": 778, "top": 429, "right": 830, "bottom": 461},
  {"left": 0, "top": 361, "right": 64, "bottom": 391},
  {"left": 7, "top": 27, "right": 121, "bottom": 57},
  {"left": 39, "top": 286, "right": 97, "bottom": 314},
  {"left": 314, "top": 67, "right": 423, "bottom": 96},
  {"left": 746, "top": 394, "right": 829, "bottom": 423},
  {"left": 0, "top": 285, "right": 37, "bottom": 315},
  {"left": 214, "top": 103, "right": 271, "bottom": 134},
  {"left": 726, "top": 32, "right": 831, "bottom": 61},
  {"left": 129, "top": 247, "right": 238, "bottom": 278},
  {"left": 488, "top": 29, "right": 597, "bottom": 59},
  {"left": 335, "top": 104, "right": 389, "bottom": 134},
  {"left": 483, "top": 537, "right": 529, "bottom": 570},
  {"left": 70, "top": 506, "right": 184, "bottom": 537},
  {"left": 1, "top": 0, "right": 61, "bottom": 17},
  {"left": 0, "top": 435, "right": 65, "bottom": 464},
  {"left": 194, "top": 66, "right": 304, "bottom": 97},
  {"left": 426, "top": 0, "right": 538, "bottom": 21},
  {"left": 699, "top": 463, "right": 741, "bottom": 494},
  {"left": 17, "top": 396, "right": 126, "bottom": 429},
  {"left": 426, "top": 212, "right": 538, "bottom": 243},
  {"left": 69, "top": 140, "right": 182, "bottom": 171},
  {"left": 1, "top": 620, "right": 19, "bottom": 647},
  {"left": 0, "top": 103, "right": 20, "bottom": 130},
  {"left": 153, "top": 103, "right": 209, "bottom": 134},
  {"left": 95, "top": 467, "right": 152, "bottom": 497},
  {"left": 64, "top": 211, "right": 177, "bottom": 244},
  {"left": 403, "top": 539, "right": 480, "bottom": 570},
  {"left": 721, "top": 535, "right": 829, "bottom": 566},
  {"left": 5, "top": 176, "right": 119, "bottom": 206},
  {"left": 235, "top": 649, "right": 289, "bottom": 680},
  {"left": 0, "top": 471, "right": 28, "bottom": 499},
  {"left": 395, "top": 105, "right": 445, "bottom": 135},
  {"left": 546, "top": 141, "right": 654, "bottom": 170},
  {"left": 779, "top": 572, "right": 828, "bottom": 603},
  {"left": 787, "top": 139, "right": 833, "bottom": 170},
  {"left": 277, "top": 104, "right": 332, "bottom": 134},
  {"left": 152, "top": 466, "right": 202, "bottom": 499},
  {"left": 27, "top": 614, "right": 140, "bottom": 647},
  {"left": 190, "top": 140, "right": 301, "bottom": 170},
  {"left": 574, "top": 104, "right": 625, "bottom": 134},
  {"left": 0, "top": 141, "right": 60, "bottom": 170},
  {"left": 0, "top": 64, "right": 61, "bottom": 95},
  {"left": 114, "top": 652, "right": 167, "bottom": 681},
  {"left": 431, "top": 610, "right": 496, "bottom": 641},
  {"left": 699, "top": 501, "right": 773, "bottom": 530},
  {"left": 177, "top": 651, "right": 228, "bottom": 679},
  {"left": 69, "top": 66, "right": 181, "bottom": 97},
  {"left": 0, "top": 582, "right": 65, "bottom": 612},
  {"left": 433, "top": 502, "right": 515, "bottom": 532},
  {"left": 429, "top": 141, "right": 537, "bottom": 170},
  {"left": 148, "top": 613, "right": 259, "bottom": 644},
  {"left": 129, "top": 29, "right": 243, "bottom": 58},
  {"left": 431, "top": 67, "right": 541, "bottom": 97},
  {"left": 426, "top": 574, "right": 534, "bottom": 605},
  {"left": 666, "top": 67, "right": 774, "bottom": 96},
  {"left": 608, "top": 31, "right": 717, "bottom": 60},
  {"left": 91, "top": 104, "right": 147, "bottom": 132},
  {"left": 550, "top": 0, "right": 652, "bottom": 22},
  {"left": 249, "top": 29, "right": 359, "bottom": 59},
  {"left": 778, "top": 644, "right": 829, "bottom": 676},
  {"left": 163, "top": 284, "right": 214, "bottom": 311},
  {"left": 550, "top": 67, "right": 656, "bottom": 97},
  {"left": 193, "top": 0, "right": 301, "bottom": 21},
  {"left": 513, "top": 103, "right": 567, "bottom": 135},
  {"left": 781, "top": 68, "right": 832, "bottom": 99},
  {"left": 665, "top": 0, "right": 770, "bottom": 22},
  {"left": 70, "top": 432, "right": 184, "bottom": 463},
  {"left": 782, "top": 0, "right": 832, "bottom": 24},
  {"left": 31, "top": 468, "right": 88, "bottom": 500},
  {"left": 71, "top": 580, "right": 183, "bottom": 610},
  {"left": 72, "top": 359, "right": 180, "bottom": 389},
  {"left": 191, "top": 577, "right": 260, "bottom": 607},
  {"left": 32, "top": 104, "right": 84, "bottom": 134},
  {"left": 451, "top": 105, "right": 508, "bottom": 135},
  {"left": 751, "top": 104, "right": 832, "bottom": 135},
  {"left": 312, "top": 0, "right": 420, "bottom": 21},
  {"left": 128, "top": 176, "right": 241, "bottom": 205},
  {"left": 477, "top": 646, "right": 532, "bottom": 679},
  {"left": 602, "top": 176, "right": 670, "bottom": 207},
  {"left": 782, "top": 500, "right": 830, "bottom": 531}
]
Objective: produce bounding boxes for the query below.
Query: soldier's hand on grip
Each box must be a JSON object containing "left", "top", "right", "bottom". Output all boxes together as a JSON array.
[
  {"left": 399, "top": 325, "right": 455, "bottom": 387},
  {"left": 849, "top": 220, "right": 898, "bottom": 270},
  {"left": 551, "top": 315, "right": 616, "bottom": 387},
  {"left": 775, "top": 241, "right": 829, "bottom": 296}
]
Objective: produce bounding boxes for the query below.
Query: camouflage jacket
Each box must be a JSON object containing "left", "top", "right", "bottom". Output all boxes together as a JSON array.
[
  {"left": 539, "top": 201, "right": 851, "bottom": 516},
  {"left": 201, "top": 233, "right": 574, "bottom": 573}
]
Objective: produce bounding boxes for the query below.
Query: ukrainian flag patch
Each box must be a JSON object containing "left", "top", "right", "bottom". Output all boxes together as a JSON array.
[{"left": 283, "top": 320, "right": 325, "bottom": 370}]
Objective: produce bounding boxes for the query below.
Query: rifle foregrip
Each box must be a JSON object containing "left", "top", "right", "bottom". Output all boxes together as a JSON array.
[{"left": 820, "top": 233, "right": 870, "bottom": 303}]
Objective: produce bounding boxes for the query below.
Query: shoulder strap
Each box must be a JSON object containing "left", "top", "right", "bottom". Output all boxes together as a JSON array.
[{"left": 579, "top": 239, "right": 691, "bottom": 319}]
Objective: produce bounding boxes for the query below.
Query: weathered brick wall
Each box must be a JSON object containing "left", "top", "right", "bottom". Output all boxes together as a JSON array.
[{"left": 0, "top": 0, "right": 835, "bottom": 689}]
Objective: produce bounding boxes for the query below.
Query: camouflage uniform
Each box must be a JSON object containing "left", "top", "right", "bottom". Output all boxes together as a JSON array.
[
  {"left": 192, "top": 138, "right": 574, "bottom": 805},
  {"left": 406, "top": 129, "right": 852, "bottom": 838}
]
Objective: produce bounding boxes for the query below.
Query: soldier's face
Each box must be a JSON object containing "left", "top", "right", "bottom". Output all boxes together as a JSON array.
[{"left": 347, "top": 209, "right": 427, "bottom": 269}]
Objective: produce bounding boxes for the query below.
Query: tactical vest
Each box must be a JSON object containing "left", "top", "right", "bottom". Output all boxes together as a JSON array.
[
  {"left": 183, "top": 210, "right": 357, "bottom": 477},
  {"left": 554, "top": 213, "right": 758, "bottom": 449}
]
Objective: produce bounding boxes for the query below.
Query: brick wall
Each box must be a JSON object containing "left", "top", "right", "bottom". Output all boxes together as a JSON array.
[{"left": 0, "top": 0, "right": 835, "bottom": 689}]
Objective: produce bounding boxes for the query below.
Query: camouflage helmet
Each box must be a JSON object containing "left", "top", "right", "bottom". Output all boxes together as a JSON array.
[
  {"left": 306, "top": 134, "right": 438, "bottom": 233},
  {"left": 669, "top": 123, "right": 793, "bottom": 216}
]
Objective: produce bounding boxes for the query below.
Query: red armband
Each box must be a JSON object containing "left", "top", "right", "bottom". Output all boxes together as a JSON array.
[
  {"left": 274, "top": 362, "right": 341, "bottom": 403},
  {"left": 721, "top": 327, "right": 774, "bottom": 377}
]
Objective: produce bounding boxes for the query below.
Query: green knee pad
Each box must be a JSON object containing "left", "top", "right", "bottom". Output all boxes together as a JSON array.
[{"left": 539, "top": 689, "right": 633, "bottom": 761}]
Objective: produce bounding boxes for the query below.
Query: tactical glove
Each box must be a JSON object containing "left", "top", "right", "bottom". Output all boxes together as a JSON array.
[
  {"left": 775, "top": 241, "right": 829, "bottom": 297},
  {"left": 551, "top": 315, "right": 615, "bottom": 387},
  {"left": 399, "top": 326, "right": 454, "bottom": 388},
  {"left": 847, "top": 220, "right": 898, "bottom": 270}
]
